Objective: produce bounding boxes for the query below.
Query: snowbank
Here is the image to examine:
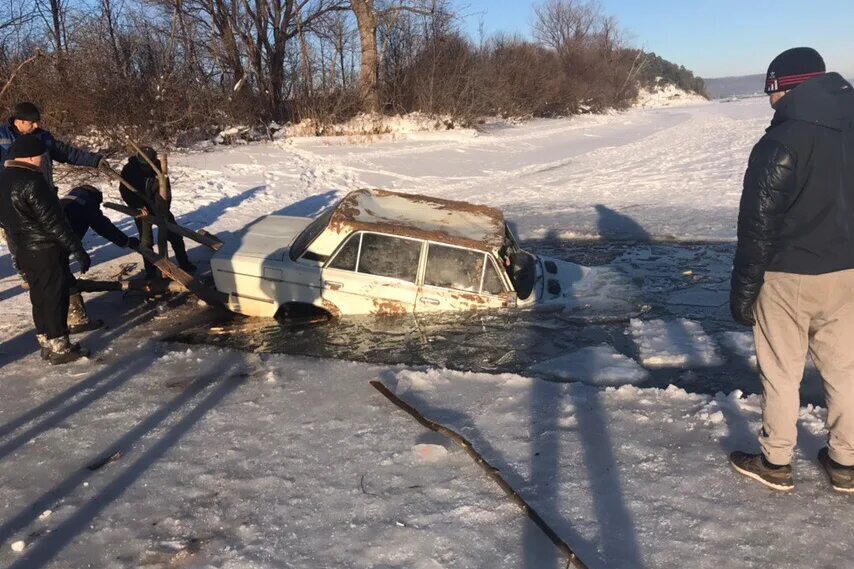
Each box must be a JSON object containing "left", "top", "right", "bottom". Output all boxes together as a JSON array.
[{"left": 635, "top": 83, "right": 709, "bottom": 108}]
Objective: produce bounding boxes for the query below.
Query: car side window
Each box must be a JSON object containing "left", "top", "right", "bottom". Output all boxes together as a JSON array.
[
  {"left": 482, "top": 258, "right": 506, "bottom": 295},
  {"left": 357, "top": 233, "right": 421, "bottom": 282},
  {"left": 424, "top": 244, "right": 484, "bottom": 292},
  {"left": 327, "top": 233, "right": 361, "bottom": 271}
]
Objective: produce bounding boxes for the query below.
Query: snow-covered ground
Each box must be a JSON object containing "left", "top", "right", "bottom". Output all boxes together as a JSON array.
[{"left": 2, "top": 97, "right": 852, "bottom": 569}]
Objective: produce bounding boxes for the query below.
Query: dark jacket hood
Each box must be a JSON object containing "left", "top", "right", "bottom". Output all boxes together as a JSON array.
[{"left": 770, "top": 72, "right": 854, "bottom": 132}]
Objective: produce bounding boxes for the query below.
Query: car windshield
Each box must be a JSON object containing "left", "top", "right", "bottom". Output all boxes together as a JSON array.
[{"left": 289, "top": 207, "right": 335, "bottom": 262}]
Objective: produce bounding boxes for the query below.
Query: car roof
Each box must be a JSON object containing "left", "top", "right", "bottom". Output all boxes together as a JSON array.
[{"left": 325, "top": 189, "right": 507, "bottom": 252}]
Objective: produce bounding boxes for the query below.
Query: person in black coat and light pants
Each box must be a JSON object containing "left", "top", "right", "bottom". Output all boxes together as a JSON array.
[{"left": 729, "top": 48, "right": 854, "bottom": 493}]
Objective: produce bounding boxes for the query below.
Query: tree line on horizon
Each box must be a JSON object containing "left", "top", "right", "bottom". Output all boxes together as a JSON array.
[{"left": 0, "top": 0, "right": 706, "bottom": 145}]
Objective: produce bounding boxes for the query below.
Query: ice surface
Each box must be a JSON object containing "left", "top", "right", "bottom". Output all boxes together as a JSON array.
[
  {"left": 631, "top": 318, "right": 724, "bottom": 368},
  {"left": 530, "top": 345, "right": 649, "bottom": 385},
  {"left": 3, "top": 98, "right": 848, "bottom": 569}
]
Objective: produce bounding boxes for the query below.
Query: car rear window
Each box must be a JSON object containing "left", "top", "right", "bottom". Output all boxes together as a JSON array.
[{"left": 357, "top": 233, "right": 421, "bottom": 282}]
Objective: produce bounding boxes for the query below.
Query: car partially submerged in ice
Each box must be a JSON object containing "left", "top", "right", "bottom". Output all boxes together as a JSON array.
[{"left": 211, "top": 189, "right": 588, "bottom": 319}]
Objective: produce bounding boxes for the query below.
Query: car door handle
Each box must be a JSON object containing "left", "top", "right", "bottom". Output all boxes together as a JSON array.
[
  {"left": 324, "top": 281, "right": 343, "bottom": 291},
  {"left": 420, "top": 297, "right": 440, "bottom": 305}
]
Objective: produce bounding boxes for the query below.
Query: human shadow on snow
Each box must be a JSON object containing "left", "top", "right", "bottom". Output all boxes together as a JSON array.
[
  {"left": 594, "top": 204, "right": 651, "bottom": 242},
  {"left": 376, "top": 373, "right": 608, "bottom": 569},
  {"left": 0, "top": 370, "right": 245, "bottom": 568},
  {"left": 0, "top": 294, "right": 209, "bottom": 457}
]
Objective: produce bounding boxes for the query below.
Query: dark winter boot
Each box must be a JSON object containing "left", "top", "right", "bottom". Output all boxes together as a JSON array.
[
  {"left": 818, "top": 447, "right": 854, "bottom": 493},
  {"left": 729, "top": 451, "right": 794, "bottom": 492},
  {"left": 68, "top": 292, "right": 103, "bottom": 334},
  {"left": 36, "top": 334, "right": 49, "bottom": 360},
  {"left": 44, "top": 336, "right": 91, "bottom": 365}
]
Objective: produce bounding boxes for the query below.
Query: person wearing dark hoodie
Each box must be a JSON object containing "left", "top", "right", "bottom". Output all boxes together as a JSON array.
[
  {"left": 119, "top": 147, "right": 195, "bottom": 279},
  {"left": 729, "top": 47, "right": 854, "bottom": 493},
  {"left": 61, "top": 185, "right": 139, "bottom": 332},
  {"left": 0, "top": 135, "right": 91, "bottom": 364}
]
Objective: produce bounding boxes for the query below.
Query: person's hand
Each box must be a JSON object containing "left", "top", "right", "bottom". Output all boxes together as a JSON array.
[
  {"left": 730, "top": 298, "right": 756, "bottom": 327},
  {"left": 73, "top": 250, "right": 91, "bottom": 274},
  {"left": 126, "top": 237, "right": 140, "bottom": 250}
]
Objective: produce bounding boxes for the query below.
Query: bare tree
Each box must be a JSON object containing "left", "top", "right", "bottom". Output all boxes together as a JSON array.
[{"left": 351, "top": 0, "right": 445, "bottom": 113}]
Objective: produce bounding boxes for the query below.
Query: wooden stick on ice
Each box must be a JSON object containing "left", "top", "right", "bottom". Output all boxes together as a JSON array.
[{"left": 369, "top": 380, "right": 589, "bottom": 569}]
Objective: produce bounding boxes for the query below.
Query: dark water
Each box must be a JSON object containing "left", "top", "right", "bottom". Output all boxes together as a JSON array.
[{"left": 168, "top": 240, "right": 824, "bottom": 403}]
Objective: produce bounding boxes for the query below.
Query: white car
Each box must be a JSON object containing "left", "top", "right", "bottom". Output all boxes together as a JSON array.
[{"left": 211, "top": 189, "right": 588, "bottom": 319}]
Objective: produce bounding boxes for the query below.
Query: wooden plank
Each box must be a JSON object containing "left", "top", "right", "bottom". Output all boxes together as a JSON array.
[
  {"left": 104, "top": 202, "right": 223, "bottom": 251},
  {"left": 135, "top": 245, "right": 226, "bottom": 306},
  {"left": 369, "top": 381, "right": 590, "bottom": 569}
]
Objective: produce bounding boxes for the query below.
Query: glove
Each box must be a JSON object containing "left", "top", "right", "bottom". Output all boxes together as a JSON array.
[
  {"left": 730, "top": 297, "right": 756, "bottom": 327},
  {"left": 126, "top": 237, "right": 140, "bottom": 250},
  {"left": 73, "top": 250, "right": 91, "bottom": 274}
]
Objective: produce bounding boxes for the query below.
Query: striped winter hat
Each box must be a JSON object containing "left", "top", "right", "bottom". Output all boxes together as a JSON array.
[{"left": 765, "top": 47, "right": 826, "bottom": 94}]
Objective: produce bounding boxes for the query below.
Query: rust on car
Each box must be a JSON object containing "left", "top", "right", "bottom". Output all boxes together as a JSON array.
[
  {"left": 372, "top": 299, "right": 409, "bottom": 316},
  {"left": 321, "top": 299, "right": 342, "bottom": 318},
  {"left": 324, "top": 189, "right": 506, "bottom": 253}
]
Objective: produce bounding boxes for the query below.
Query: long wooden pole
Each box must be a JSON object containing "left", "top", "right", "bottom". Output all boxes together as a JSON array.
[{"left": 369, "top": 381, "right": 590, "bottom": 569}]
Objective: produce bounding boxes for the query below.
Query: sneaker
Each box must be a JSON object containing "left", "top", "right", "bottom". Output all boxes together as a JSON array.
[
  {"left": 729, "top": 451, "right": 794, "bottom": 492},
  {"left": 818, "top": 447, "right": 854, "bottom": 493},
  {"left": 45, "top": 336, "right": 91, "bottom": 366}
]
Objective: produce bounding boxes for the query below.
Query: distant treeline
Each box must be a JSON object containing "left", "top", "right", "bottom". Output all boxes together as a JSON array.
[
  {"left": 0, "top": 0, "right": 706, "bottom": 145},
  {"left": 637, "top": 52, "right": 707, "bottom": 97}
]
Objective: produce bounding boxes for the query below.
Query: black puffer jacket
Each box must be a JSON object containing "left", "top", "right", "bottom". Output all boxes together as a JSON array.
[
  {"left": 730, "top": 72, "right": 854, "bottom": 324},
  {"left": 0, "top": 161, "right": 84, "bottom": 254}
]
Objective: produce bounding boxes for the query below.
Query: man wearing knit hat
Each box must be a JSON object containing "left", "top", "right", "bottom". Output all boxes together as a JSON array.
[
  {"left": 0, "top": 102, "right": 105, "bottom": 182},
  {"left": 0, "top": 102, "right": 106, "bottom": 285},
  {"left": 729, "top": 47, "right": 854, "bottom": 493},
  {"left": 0, "top": 134, "right": 92, "bottom": 364}
]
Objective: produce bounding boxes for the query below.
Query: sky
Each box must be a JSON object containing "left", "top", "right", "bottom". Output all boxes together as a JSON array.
[{"left": 459, "top": 0, "right": 854, "bottom": 79}]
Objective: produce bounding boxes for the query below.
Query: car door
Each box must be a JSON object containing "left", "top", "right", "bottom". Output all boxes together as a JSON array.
[
  {"left": 416, "top": 242, "right": 512, "bottom": 313},
  {"left": 321, "top": 232, "right": 423, "bottom": 316}
]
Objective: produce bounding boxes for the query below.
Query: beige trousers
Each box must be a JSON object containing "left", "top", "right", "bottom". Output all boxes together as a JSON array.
[{"left": 754, "top": 269, "right": 854, "bottom": 466}]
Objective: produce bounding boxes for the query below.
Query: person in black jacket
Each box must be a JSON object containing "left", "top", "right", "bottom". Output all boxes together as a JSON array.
[
  {"left": 0, "top": 135, "right": 91, "bottom": 364},
  {"left": 119, "top": 147, "right": 195, "bottom": 279},
  {"left": 61, "top": 185, "right": 139, "bottom": 332},
  {"left": 729, "top": 47, "right": 854, "bottom": 493}
]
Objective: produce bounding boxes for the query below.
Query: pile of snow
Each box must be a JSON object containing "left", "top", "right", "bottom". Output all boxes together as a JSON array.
[{"left": 635, "top": 83, "right": 708, "bottom": 109}]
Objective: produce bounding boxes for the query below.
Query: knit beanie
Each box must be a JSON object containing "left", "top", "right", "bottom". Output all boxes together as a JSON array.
[
  {"left": 12, "top": 102, "right": 41, "bottom": 122},
  {"left": 9, "top": 134, "right": 46, "bottom": 159},
  {"left": 765, "top": 47, "right": 826, "bottom": 94}
]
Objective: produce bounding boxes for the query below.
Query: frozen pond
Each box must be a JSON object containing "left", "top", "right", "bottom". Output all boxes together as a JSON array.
[{"left": 169, "top": 239, "right": 825, "bottom": 404}]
